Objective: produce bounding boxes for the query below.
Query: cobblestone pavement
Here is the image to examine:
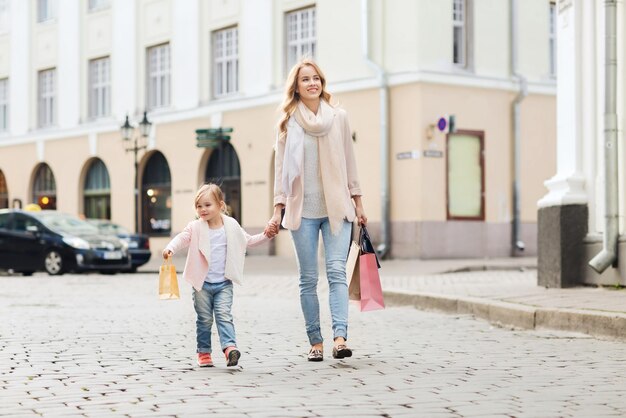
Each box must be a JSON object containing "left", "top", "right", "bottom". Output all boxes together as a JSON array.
[{"left": 2, "top": 272, "right": 626, "bottom": 417}]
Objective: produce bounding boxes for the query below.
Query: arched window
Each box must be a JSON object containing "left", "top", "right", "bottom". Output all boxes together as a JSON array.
[
  {"left": 142, "top": 151, "right": 171, "bottom": 235},
  {"left": 205, "top": 142, "right": 241, "bottom": 223},
  {"left": 32, "top": 163, "right": 56, "bottom": 209},
  {"left": 84, "top": 159, "right": 111, "bottom": 219},
  {"left": 0, "top": 170, "right": 7, "bottom": 209}
]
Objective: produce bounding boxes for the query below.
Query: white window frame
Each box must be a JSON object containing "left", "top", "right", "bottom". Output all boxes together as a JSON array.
[
  {"left": 88, "top": 57, "right": 111, "bottom": 120},
  {"left": 38, "top": 69, "right": 56, "bottom": 128},
  {"left": 549, "top": 1, "right": 557, "bottom": 77},
  {"left": 453, "top": 0, "right": 467, "bottom": 67},
  {"left": 0, "top": 78, "right": 8, "bottom": 132},
  {"left": 285, "top": 7, "right": 316, "bottom": 72},
  {"left": 88, "top": 0, "right": 110, "bottom": 13},
  {"left": 146, "top": 43, "right": 171, "bottom": 110},
  {"left": 212, "top": 26, "right": 239, "bottom": 98},
  {"left": 37, "top": 0, "right": 56, "bottom": 23}
]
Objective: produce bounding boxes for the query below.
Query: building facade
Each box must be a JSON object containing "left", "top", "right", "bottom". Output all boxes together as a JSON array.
[
  {"left": 538, "top": 0, "right": 626, "bottom": 287},
  {"left": 0, "top": 0, "right": 556, "bottom": 259}
]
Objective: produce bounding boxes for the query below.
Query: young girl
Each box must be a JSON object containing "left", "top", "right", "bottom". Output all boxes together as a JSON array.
[{"left": 163, "top": 183, "right": 277, "bottom": 367}]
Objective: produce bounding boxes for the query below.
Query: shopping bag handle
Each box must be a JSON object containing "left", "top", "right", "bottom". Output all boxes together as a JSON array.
[{"left": 359, "top": 226, "right": 381, "bottom": 269}]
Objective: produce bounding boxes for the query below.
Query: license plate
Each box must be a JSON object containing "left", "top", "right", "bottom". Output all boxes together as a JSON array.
[{"left": 103, "top": 251, "right": 122, "bottom": 260}]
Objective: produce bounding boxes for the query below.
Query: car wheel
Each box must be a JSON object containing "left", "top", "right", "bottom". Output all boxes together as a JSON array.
[{"left": 44, "top": 250, "right": 64, "bottom": 275}]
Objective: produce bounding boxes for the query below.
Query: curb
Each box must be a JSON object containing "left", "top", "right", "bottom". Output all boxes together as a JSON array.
[{"left": 384, "top": 290, "right": 626, "bottom": 340}]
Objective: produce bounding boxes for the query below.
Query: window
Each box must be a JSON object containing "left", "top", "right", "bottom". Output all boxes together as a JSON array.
[
  {"left": 88, "top": 57, "right": 111, "bottom": 119},
  {"left": 0, "top": 78, "right": 8, "bottom": 132},
  {"left": 213, "top": 27, "right": 239, "bottom": 97},
  {"left": 0, "top": 0, "right": 9, "bottom": 33},
  {"left": 38, "top": 69, "right": 56, "bottom": 128},
  {"left": 447, "top": 131, "right": 484, "bottom": 220},
  {"left": 141, "top": 152, "right": 171, "bottom": 235},
  {"left": 32, "top": 163, "right": 57, "bottom": 210},
  {"left": 452, "top": 0, "right": 467, "bottom": 67},
  {"left": 0, "top": 169, "right": 7, "bottom": 209},
  {"left": 84, "top": 159, "right": 111, "bottom": 219},
  {"left": 37, "top": 0, "right": 56, "bottom": 23},
  {"left": 549, "top": 1, "right": 556, "bottom": 77},
  {"left": 146, "top": 43, "right": 170, "bottom": 110},
  {"left": 88, "top": 0, "right": 109, "bottom": 12},
  {"left": 205, "top": 143, "right": 241, "bottom": 223},
  {"left": 285, "top": 7, "right": 316, "bottom": 71}
]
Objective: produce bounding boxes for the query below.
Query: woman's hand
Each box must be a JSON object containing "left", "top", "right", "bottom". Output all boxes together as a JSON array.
[
  {"left": 356, "top": 206, "right": 367, "bottom": 226},
  {"left": 162, "top": 249, "right": 172, "bottom": 259},
  {"left": 352, "top": 196, "right": 367, "bottom": 226},
  {"left": 264, "top": 223, "right": 279, "bottom": 238},
  {"left": 265, "top": 205, "right": 283, "bottom": 235}
]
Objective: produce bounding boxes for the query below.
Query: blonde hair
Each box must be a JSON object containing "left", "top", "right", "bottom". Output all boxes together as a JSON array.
[
  {"left": 194, "top": 183, "right": 229, "bottom": 215},
  {"left": 278, "top": 58, "right": 332, "bottom": 139}
]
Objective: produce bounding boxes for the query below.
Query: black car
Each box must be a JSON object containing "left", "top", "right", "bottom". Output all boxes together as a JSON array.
[
  {"left": 0, "top": 209, "right": 131, "bottom": 275},
  {"left": 87, "top": 219, "right": 151, "bottom": 272}
]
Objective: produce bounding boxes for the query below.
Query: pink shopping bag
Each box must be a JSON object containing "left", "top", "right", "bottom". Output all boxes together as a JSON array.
[{"left": 358, "top": 249, "right": 385, "bottom": 312}]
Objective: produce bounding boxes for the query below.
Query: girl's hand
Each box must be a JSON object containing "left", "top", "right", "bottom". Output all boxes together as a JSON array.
[{"left": 162, "top": 249, "right": 172, "bottom": 259}]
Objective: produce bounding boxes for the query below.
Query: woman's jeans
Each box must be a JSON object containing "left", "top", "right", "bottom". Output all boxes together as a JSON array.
[
  {"left": 291, "top": 217, "right": 351, "bottom": 345},
  {"left": 192, "top": 280, "right": 236, "bottom": 354}
]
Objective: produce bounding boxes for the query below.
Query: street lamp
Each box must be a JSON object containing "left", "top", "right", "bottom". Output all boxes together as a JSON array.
[{"left": 121, "top": 111, "right": 152, "bottom": 233}]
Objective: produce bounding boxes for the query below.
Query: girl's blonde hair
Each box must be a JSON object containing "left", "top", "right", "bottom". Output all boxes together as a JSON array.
[
  {"left": 194, "top": 183, "right": 229, "bottom": 215},
  {"left": 278, "top": 58, "right": 332, "bottom": 139}
]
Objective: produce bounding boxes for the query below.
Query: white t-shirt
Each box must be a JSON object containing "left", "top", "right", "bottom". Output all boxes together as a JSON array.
[{"left": 204, "top": 226, "right": 227, "bottom": 283}]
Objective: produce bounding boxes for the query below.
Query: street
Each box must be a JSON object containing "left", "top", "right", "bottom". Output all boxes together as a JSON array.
[{"left": 1, "top": 272, "right": 626, "bottom": 418}]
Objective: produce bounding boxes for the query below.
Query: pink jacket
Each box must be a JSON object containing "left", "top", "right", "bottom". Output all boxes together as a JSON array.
[{"left": 165, "top": 214, "right": 269, "bottom": 291}]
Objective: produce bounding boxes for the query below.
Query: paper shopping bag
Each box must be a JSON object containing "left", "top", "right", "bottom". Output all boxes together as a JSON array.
[
  {"left": 159, "top": 257, "right": 180, "bottom": 300},
  {"left": 347, "top": 240, "right": 361, "bottom": 301},
  {"left": 347, "top": 221, "right": 363, "bottom": 301},
  {"left": 358, "top": 252, "right": 385, "bottom": 311}
]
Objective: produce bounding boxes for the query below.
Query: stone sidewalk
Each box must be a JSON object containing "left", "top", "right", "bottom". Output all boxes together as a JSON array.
[{"left": 141, "top": 254, "right": 626, "bottom": 341}]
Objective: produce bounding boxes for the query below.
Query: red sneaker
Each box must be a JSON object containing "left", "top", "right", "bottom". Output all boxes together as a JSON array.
[
  {"left": 197, "top": 352, "right": 214, "bottom": 367},
  {"left": 224, "top": 346, "right": 241, "bottom": 367}
]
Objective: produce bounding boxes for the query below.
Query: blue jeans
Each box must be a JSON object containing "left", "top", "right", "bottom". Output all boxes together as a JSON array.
[
  {"left": 192, "top": 280, "right": 236, "bottom": 354},
  {"left": 290, "top": 217, "right": 351, "bottom": 345}
]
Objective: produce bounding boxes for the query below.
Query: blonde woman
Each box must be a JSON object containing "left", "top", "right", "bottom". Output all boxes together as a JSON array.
[{"left": 266, "top": 59, "right": 367, "bottom": 362}]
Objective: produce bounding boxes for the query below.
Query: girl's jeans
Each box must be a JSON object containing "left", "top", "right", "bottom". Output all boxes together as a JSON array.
[
  {"left": 192, "top": 280, "right": 236, "bottom": 354},
  {"left": 290, "top": 217, "right": 351, "bottom": 345}
]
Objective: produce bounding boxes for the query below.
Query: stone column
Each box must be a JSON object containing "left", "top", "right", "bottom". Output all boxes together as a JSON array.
[{"left": 537, "top": 0, "right": 591, "bottom": 287}]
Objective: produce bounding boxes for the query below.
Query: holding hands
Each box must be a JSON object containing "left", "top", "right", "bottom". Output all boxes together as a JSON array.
[
  {"left": 264, "top": 221, "right": 279, "bottom": 238},
  {"left": 162, "top": 249, "right": 173, "bottom": 259}
]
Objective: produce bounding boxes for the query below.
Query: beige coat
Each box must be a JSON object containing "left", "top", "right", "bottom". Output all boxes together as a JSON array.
[{"left": 273, "top": 107, "right": 362, "bottom": 232}]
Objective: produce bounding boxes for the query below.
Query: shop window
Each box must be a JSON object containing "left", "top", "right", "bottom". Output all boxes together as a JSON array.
[
  {"left": 84, "top": 158, "right": 111, "bottom": 219},
  {"left": 447, "top": 131, "right": 484, "bottom": 220},
  {"left": 32, "top": 163, "right": 57, "bottom": 209},
  {"left": 142, "top": 152, "right": 171, "bottom": 235},
  {"left": 205, "top": 142, "right": 241, "bottom": 224}
]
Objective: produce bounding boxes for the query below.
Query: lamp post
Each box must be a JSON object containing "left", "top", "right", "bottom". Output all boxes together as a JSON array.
[{"left": 121, "top": 111, "right": 152, "bottom": 233}]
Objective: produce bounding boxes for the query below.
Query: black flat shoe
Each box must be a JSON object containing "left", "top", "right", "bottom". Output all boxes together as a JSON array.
[
  {"left": 307, "top": 348, "right": 323, "bottom": 362},
  {"left": 332, "top": 344, "right": 352, "bottom": 359}
]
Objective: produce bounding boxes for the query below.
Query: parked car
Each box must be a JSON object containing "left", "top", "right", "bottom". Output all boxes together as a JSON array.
[
  {"left": 87, "top": 219, "right": 151, "bottom": 272},
  {"left": 0, "top": 209, "right": 131, "bottom": 275}
]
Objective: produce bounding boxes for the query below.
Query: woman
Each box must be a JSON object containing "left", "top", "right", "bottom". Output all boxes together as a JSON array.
[{"left": 266, "top": 59, "right": 367, "bottom": 362}]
